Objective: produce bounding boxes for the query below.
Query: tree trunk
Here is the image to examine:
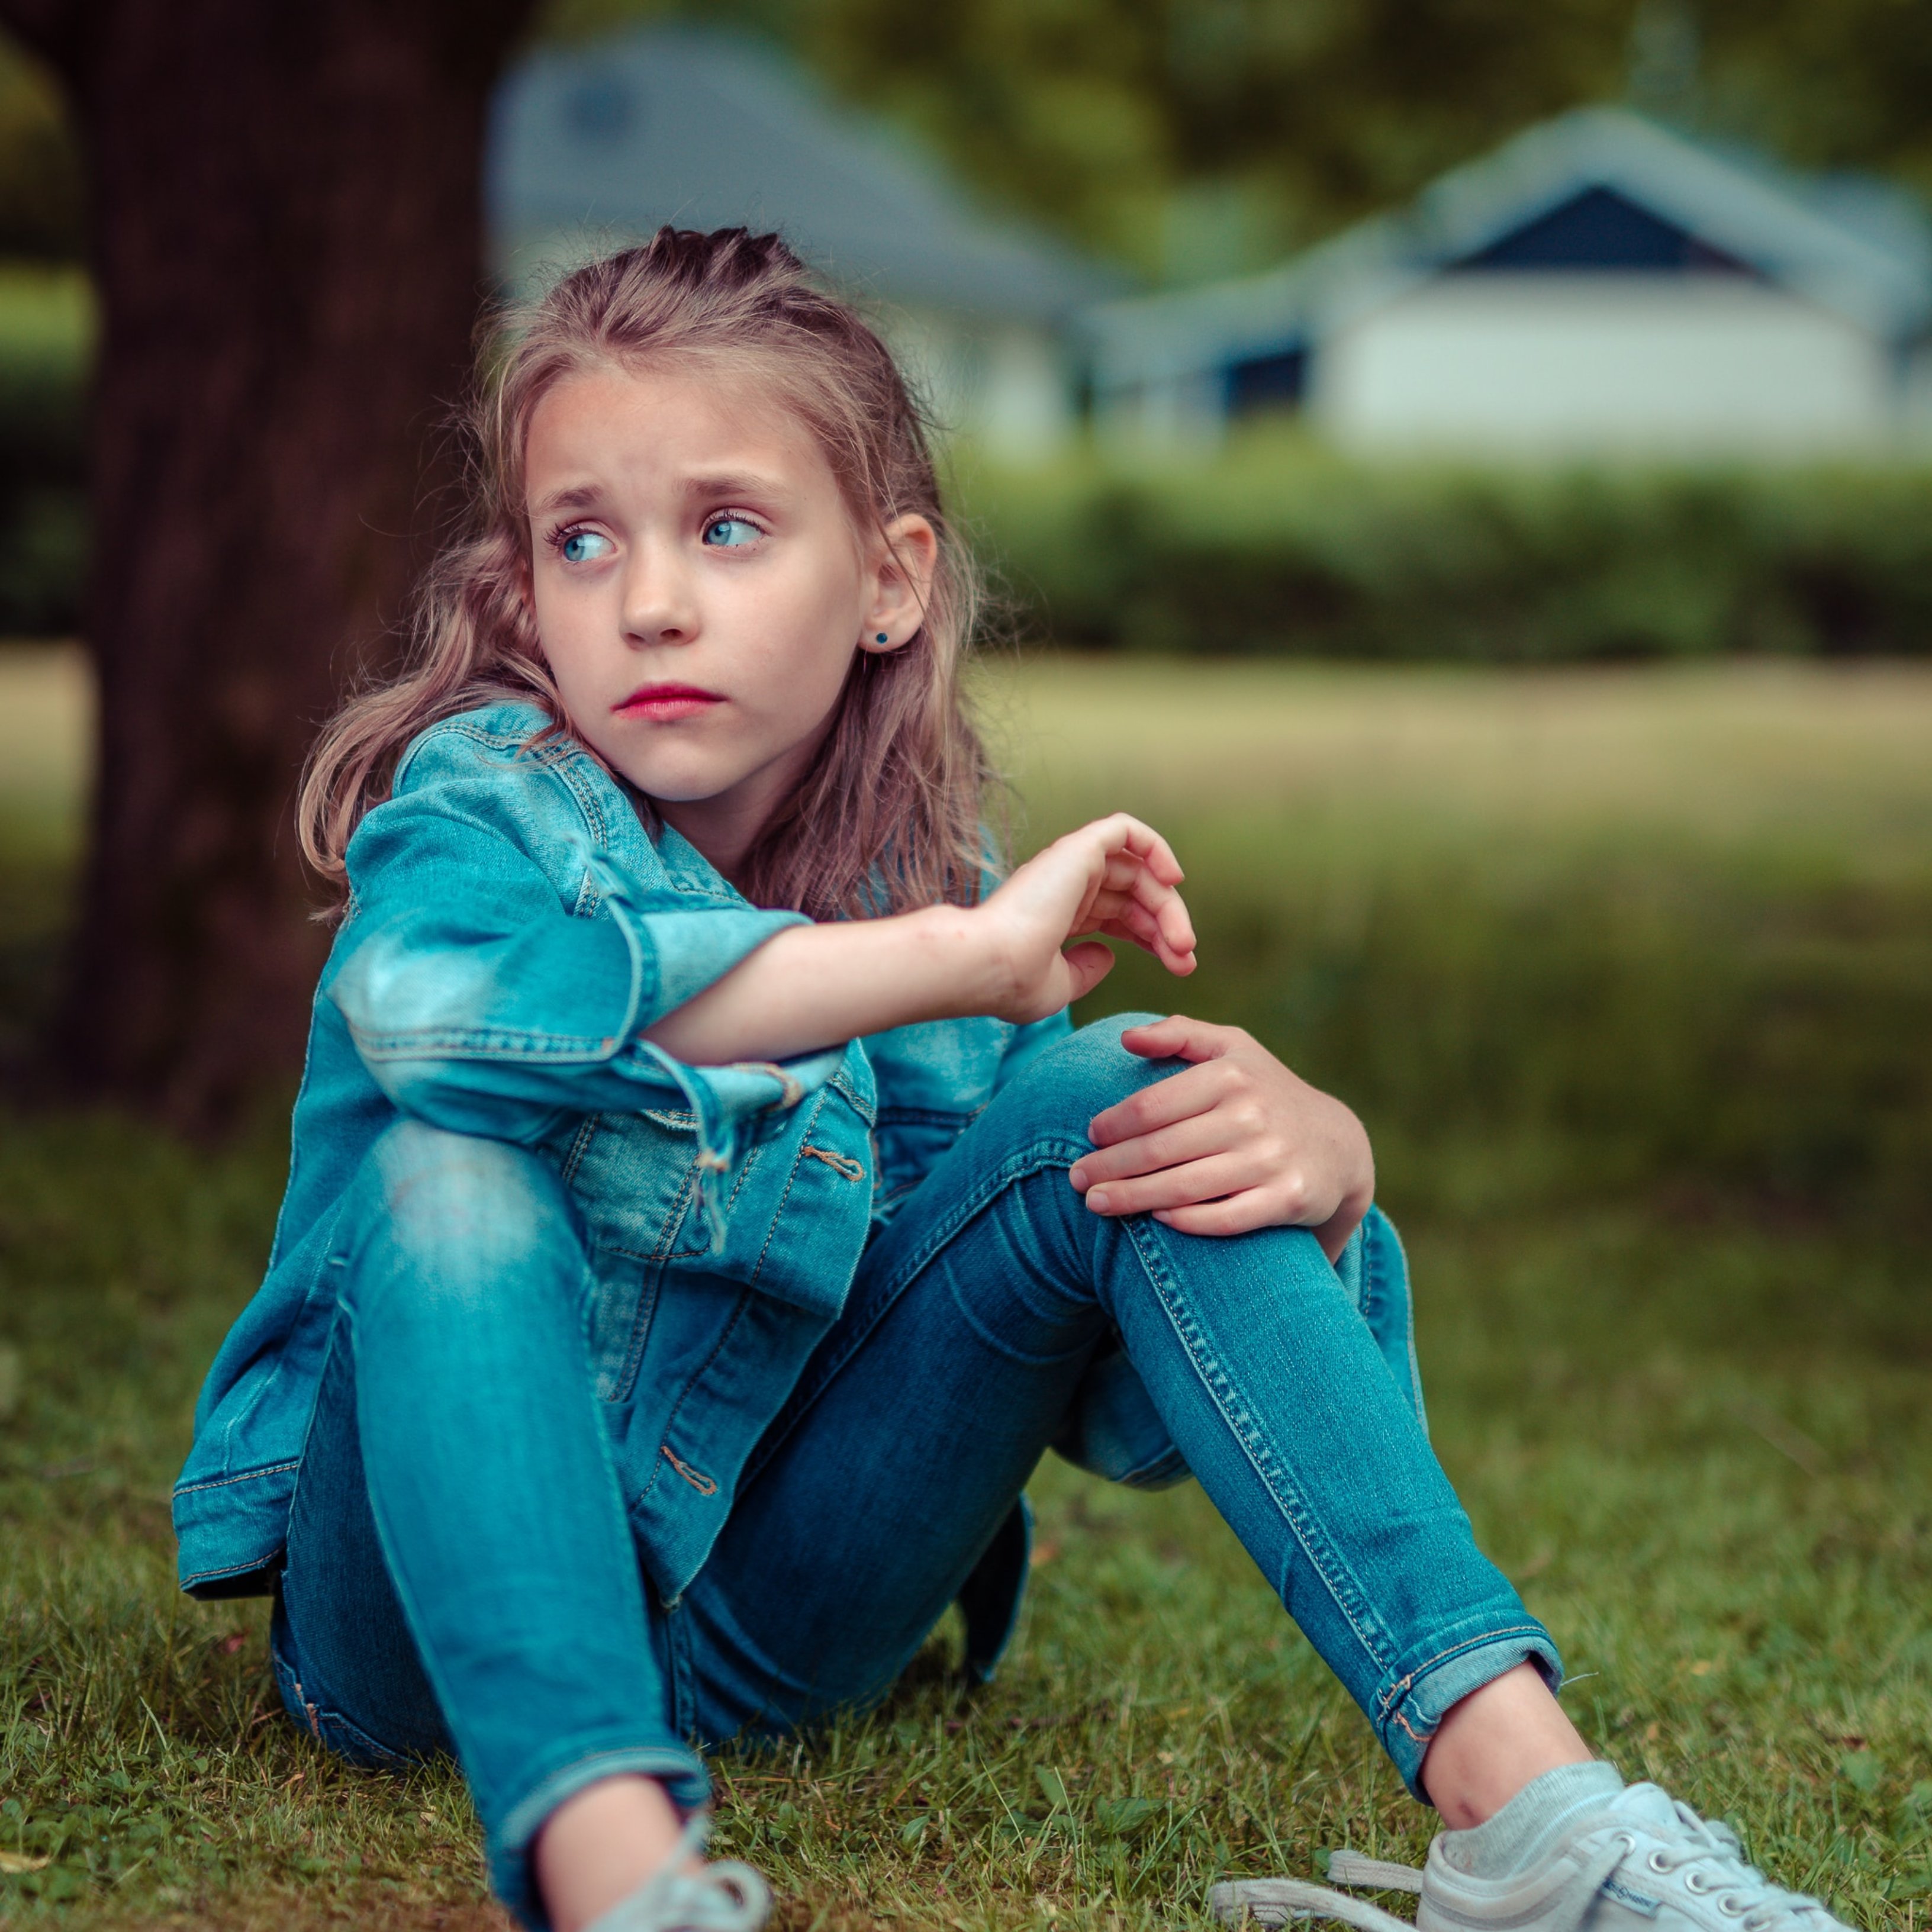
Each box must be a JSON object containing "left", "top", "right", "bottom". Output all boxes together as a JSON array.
[{"left": 0, "top": 0, "right": 535, "bottom": 1127}]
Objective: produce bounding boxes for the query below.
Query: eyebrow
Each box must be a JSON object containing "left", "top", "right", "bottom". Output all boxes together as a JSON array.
[
  {"left": 529, "top": 484, "right": 605, "bottom": 517},
  {"left": 527, "top": 472, "right": 791, "bottom": 518},
  {"left": 681, "top": 471, "right": 788, "bottom": 501}
]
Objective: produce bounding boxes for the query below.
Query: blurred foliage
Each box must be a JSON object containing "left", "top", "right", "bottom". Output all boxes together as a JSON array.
[
  {"left": 958, "top": 438, "right": 1932, "bottom": 658},
  {"left": 0, "top": 33, "right": 80, "bottom": 263},
  {"left": 536, "top": 0, "right": 1932, "bottom": 284},
  {"left": 0, "top": 267, "right": 87, "bottom": 635}
]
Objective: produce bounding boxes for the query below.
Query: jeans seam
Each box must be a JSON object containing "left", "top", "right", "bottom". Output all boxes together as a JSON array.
[
  {"left": 560, "top": 1113, "right": 601, "bottom": 1187},
  {"left": 1118, "top": 1215, "right": 1398, "bottom": 1686}
]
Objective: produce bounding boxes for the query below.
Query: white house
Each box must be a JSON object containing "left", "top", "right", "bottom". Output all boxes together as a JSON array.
[
  {"left": 487, "top": 27, "right": 1126, "bottom": 458},
  {"left": 1081, "top": 109, "right": 1932, "bottom": 455}
]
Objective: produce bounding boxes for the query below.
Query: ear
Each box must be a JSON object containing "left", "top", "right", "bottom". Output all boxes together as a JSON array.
[{"left": 859, "top": 513, "right": 939, "bottom": 653}]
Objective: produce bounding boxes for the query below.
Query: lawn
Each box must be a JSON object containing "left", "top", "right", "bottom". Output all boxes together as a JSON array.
[{"left": 2, "top": 648, "right": 1930, "bottom": 1931}]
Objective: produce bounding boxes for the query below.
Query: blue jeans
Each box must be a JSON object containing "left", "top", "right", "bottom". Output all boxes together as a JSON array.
[{"left": 272, "top": 1020, "right": 1559, "bottom": 1927}]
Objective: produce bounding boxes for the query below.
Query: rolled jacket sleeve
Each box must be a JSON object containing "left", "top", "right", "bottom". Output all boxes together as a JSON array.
[{"left": 328, "top": 738, "right": 839, "bottom": 1236}]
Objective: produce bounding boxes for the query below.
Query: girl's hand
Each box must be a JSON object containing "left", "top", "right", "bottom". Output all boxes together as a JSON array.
[
  {"left": 1068, "top": 1017, "right": 1373, "bottom": 1260},
  {"left": 976, "top": 814, "right": 1196, "bottom": 1024}
]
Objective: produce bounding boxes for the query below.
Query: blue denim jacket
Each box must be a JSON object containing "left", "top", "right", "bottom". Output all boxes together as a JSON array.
[{"left": 172, "top": 701, "right": 1161, "bottom": 1625}]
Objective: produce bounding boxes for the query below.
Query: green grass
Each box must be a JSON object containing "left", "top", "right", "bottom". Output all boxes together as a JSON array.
[{"left": 3, "top": 650, "right": 1931, "bottom": 1929}]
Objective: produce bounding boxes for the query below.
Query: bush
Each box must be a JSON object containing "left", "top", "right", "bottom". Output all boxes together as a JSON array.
[
  {"left": 0, "top": 264, "right": 86, "bottom": 636},
  {"left": 961, "top": 437, "right": 1932, "bottom": 659}
]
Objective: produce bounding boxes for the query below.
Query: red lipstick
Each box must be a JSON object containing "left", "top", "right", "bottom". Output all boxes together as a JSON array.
[{"left": 614, "top": 681, "right": 724, "bottom": 723}]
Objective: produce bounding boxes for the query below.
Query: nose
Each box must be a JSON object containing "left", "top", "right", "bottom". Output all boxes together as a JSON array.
[{"left": 620, "top": 532, "right": 700, "bottom": 647}]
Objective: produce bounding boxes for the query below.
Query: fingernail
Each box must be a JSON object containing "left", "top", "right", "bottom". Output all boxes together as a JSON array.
[
  {"left": 1069, "top": 1164, "right": 1089, "bottom": 1190},
  {"left": 1088, "top": 1189, "right": 1110, "bottom": 1212}
]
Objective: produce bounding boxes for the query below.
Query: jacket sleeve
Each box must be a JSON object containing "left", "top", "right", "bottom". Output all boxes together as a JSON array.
[{"left": 327, "top": 741, "right": 842, "bottom": 1208}]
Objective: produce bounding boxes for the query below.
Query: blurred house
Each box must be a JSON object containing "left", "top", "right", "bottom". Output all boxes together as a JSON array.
[
  {"left": 1082, "top": 109, "right": 1932, "bottom": 455},
  {"left": 488, "top": 26, "right": 1126, "bottom": 458}
]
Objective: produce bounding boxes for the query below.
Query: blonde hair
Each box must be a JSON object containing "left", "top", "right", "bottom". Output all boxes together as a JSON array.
[{"left": 298, "top": 227, "right": 994, "bottom": 920}]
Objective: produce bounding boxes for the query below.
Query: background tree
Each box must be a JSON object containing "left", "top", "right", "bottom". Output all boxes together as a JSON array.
[
  {"left": 553, "top": 0, "right": 1932, "bottom": 285},
  {"left": 0, "top": 0, "right": 1927, "bottom": 1123},
  {"left": 0, "top": 0, "right": 536, "bottom": 1128}
]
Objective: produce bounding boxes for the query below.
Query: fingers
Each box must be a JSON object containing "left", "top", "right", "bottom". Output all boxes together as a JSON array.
[
  {"left": 1085, "top": 813, "right": 1184, "bottom": 888},
  {"left": 1074, "top": 1151, "right": 1260, "bottom": 1218},
  {"left": 1118, "top": 1015, "right": 1233, "bottom": 1064},
  {"left": 1151, "top": 1194, "right": 1279, "bottom": 1237},
  {"left": 1088, "top": 866, "right": 1196, "bottom": 974},
  {"left": 1096, "top": 901, "right": 1196, "bottom": 977},
  {"left": 1069, "top": 1107, "right": 1234, "bottom": 1190},
  {"left": 1074, "top": 821, "right": 1193, "bottom": 962},
  {"left": 1086, "top": 1053, "right": 1237, "bottom": 1148}
]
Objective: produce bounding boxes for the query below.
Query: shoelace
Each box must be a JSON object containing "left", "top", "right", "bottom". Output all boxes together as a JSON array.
[
  {"left": 640, "top": 1862, "right": 770, "bottom": 1932},
  {"left": 1208, "top": 1854, "right": 1417, "bottom": 1932},
  {"left": 1622, "top": 1797, "right": 1834, "bottom": 1932},
  {"left": 1208, "top": 1801, "right": 1841, "bottom": 1932},
  {"left": 582, "top": 1815, "right": 773, "bottom": 1932}
]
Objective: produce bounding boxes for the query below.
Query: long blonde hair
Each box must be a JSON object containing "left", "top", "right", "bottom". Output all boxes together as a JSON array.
[{"left": 298, "top": 227, "right": 993, "bottom": 920}]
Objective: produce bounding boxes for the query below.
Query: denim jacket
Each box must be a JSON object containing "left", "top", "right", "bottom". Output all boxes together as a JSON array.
[{"left": 173, "top": 700, "right": 1190, "bottom": 1665}]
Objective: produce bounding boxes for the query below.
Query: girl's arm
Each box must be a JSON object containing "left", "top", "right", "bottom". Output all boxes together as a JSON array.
[
  {"left": 650, "top": 810, "right": 1373, "bottom": 1260},
  {"left": 646, "top": 814, "right": 1197, "bottom": 1063}
]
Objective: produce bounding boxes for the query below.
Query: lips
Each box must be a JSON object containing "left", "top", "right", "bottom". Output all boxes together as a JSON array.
[{"left": 614, "top": 681, "right": 724, "bottom": 722}]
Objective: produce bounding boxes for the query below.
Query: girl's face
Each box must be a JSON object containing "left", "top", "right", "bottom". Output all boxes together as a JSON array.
[{"left": 524, "top": 359, "right": 935, "bottom": 877}]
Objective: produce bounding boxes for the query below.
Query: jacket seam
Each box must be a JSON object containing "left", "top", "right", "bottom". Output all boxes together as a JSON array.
[
  {"left": 748, "top": 1091, "right": 832, "bottom": 1290},
  {"left": 173, "top": 1458, "right": 302, "bottom": 1499},
  {"left": 635, "top": 1287, "right": 755, "bottom": 1505}
]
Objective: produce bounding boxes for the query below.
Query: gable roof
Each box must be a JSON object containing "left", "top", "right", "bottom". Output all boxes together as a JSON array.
[
  {"left": 1082, "top": 107, "right": 1932, "bottom": 392},
  {"left": 488, "top": 25, "right": 1126, "bottom": 326}
]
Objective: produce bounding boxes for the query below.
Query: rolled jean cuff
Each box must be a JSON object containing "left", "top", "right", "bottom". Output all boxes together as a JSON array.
[
  {"left": 494, "top": 1738, "right": 710, "bottom": 1930},
  {"left": 1376, "top": 1623, "right": 1564, "bottom": 1803}
]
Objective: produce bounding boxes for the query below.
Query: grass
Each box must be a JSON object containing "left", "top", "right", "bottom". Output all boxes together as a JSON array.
[{"left": 2, "top": 646, "right": 1930, "bottom": 1930}]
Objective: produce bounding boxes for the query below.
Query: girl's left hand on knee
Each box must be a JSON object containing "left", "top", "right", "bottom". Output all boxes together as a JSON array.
[{"left": 1067, "top": 1017, "right": 1374, "bottom": 1259}]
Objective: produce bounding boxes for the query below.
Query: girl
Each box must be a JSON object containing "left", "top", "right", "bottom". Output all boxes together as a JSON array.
[{"left": 173, "top": 228, "right": 1847, "bottom": 1932}]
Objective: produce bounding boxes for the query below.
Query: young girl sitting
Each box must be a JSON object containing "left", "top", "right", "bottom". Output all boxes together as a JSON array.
[{"left": 172, "top": 228, "right": 1849, "bottom": 1932}]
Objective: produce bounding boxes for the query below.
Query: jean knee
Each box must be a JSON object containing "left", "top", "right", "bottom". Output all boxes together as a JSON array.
[
  {"left": 1002, "top": 1012, "right": 1179, "bottom": 1146},
  {"left": 342, "top": 1120, "right": 585, "bottom": 1326}
]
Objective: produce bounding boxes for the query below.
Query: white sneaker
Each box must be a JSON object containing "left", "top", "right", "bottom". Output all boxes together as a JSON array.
[
  {"left": 1211, "top": 1783, "right": 1849, "bottom": 1932},
  {"left": 581, "top": 1817, "right": 772, "bottom": 1932}
]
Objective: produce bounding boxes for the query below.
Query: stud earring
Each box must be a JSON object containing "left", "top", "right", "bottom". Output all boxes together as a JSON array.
[{"left": 874, "top": 632, "right": 889, "bottom": 645}]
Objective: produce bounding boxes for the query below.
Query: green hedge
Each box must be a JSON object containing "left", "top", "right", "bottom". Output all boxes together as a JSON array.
[
  {"left": 961, "top": 439, "right": 1932, "bottom": 658},
  {"left": 9, "top": 302, "right": 1932, "bottom": 659},
  {"left": 0, "top": 267, "right": 86, "bottom": 636}
]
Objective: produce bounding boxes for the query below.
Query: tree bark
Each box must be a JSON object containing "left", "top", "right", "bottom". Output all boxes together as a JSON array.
[{"left": 0, "top": 0, "right": 536, "bottom": 1126}]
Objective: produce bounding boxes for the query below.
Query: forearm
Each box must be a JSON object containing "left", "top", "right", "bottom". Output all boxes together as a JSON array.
[{"left": 643, "top": 905, "right": 1005, "bottom": 1065}]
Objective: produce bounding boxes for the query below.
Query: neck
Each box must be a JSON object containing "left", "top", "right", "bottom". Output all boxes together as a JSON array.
[
  {"left": 653, "top": 793, "right": 769, "bottom": 886},
  {"left": 652, "top": 719, "right": 837, "bottom": 887}
]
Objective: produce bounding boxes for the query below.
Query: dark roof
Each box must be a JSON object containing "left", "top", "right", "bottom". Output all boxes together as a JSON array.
[
  {"left": 488, "top": 26, "right": 1128, "bottom": 325},
  {"left": 1083, "top": 108, "right": 1932, "bottom": 392}
]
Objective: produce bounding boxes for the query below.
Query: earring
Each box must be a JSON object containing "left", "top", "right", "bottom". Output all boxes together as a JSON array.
[{"left": 874, "top": 632, "right": 889, "bottom": 645}]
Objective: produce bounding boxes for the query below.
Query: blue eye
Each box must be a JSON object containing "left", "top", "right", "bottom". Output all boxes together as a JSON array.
[
  {"left": 703, "top": 516, "right": 761, "bottom": 549},
  {"left": 559, "top": 529, "right": 613, "bottom": 564}
]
